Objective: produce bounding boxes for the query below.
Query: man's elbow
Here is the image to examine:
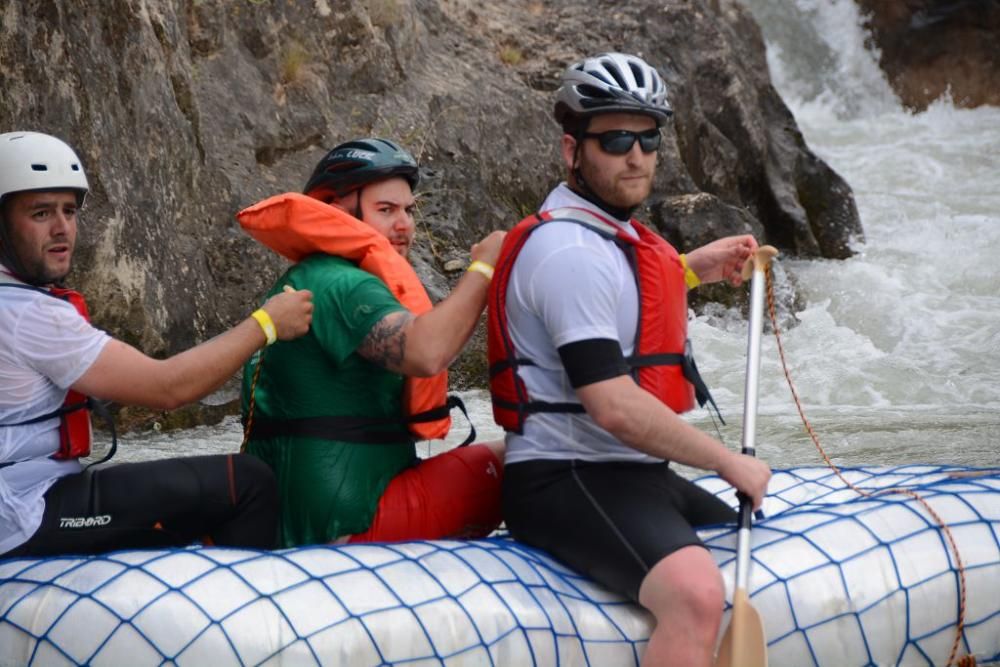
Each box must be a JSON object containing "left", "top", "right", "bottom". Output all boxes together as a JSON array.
[
  {"left": 404, "top": 320, "right": 457, "bottom": 377},
  {"left": 405, "top": 349, "right": 451, "bottom": 377},
  {"left": 583, "top": 391, "right": 633, "bottom": 436},
  {"left": 577, "top": 377, "right": 643, "bottom": 440},
  {"left": 589, "top": 402, "right": 631, "bottom": 436},
  {"left": 139, "top": 389, "right": 187, "bottom": 411},
  {"left": 142, "top": 367, "right": 192, "bottom": 411}
]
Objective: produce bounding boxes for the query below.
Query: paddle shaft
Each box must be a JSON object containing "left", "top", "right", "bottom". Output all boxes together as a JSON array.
[
  {"left": 716, "top": 247, "right": 776, "bottom": 667},
  {"left": 734, "top": 260, "right": 767, "bottom": 590}
]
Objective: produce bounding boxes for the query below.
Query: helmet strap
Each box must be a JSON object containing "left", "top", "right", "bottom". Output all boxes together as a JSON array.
[{"left": 353, "top": 186, "right": 365, "bottom": 222}]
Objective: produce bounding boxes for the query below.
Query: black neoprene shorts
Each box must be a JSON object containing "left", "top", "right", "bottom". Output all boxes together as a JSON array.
[
  {"left": 2, "top": 454, "right": 278, "bottom": 558},
  {"left": 503, "top": 458, "right": 736, "bottom": 602}
]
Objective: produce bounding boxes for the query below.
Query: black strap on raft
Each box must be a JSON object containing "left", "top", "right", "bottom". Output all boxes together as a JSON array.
[
  {"left": 245, "top": 394, "right": 477, "bottom": 447},
  {"left": 0, "top": 398, "right": 118, "bottom": 470}
]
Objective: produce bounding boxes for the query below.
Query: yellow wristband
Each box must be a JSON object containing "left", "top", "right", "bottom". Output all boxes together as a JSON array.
[
  {"left": 679, "top": 254, "right": 701, "bottom": 289},
  {"left": 250, "top": 308, "right": 277, "bottom": 346},
  {"left": 467, "top": 260, "right": 495, "bottom": 281}
]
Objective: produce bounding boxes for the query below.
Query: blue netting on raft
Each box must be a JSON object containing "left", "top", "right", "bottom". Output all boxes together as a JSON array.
[
  {"left": 701, "top": 465, "right": 1000, "bottom": 667},
  {"left": 1, "top": 465, "right": 998, "bottom": 667},
  {"left": 0, "top": 536, "right": 651, "bottom": 666}
]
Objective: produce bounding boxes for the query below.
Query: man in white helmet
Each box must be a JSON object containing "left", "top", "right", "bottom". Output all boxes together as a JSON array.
[
  {"left": 0, "top": 131, "right": 314, "bottom": 557},
  {"left": 487, "top": 54, "right": 772, "bottom": 666}
]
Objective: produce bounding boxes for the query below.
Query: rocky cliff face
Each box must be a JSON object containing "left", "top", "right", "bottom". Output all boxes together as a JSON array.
[
  {"left": 857, "top": 0, "right": 1000, "bottom": 110},
  {"left": 1, "top": 0, "right": 862, "bottom": 425}
]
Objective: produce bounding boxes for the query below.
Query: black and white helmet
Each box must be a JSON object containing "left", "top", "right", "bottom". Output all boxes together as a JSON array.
[{"left": 554, "top": 52, "right": 673, "bottom": 126}]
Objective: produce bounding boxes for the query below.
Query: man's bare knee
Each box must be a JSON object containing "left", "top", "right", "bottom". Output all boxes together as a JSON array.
[{"left": 639, "top": 546, "right": 725, "bottom": 627}]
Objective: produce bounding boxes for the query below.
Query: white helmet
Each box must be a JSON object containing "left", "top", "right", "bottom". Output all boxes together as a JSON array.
[
  {"left": 554, "top": 52, "right": 673, "bottom": 126},
  {"left": 0, "top": 132, "right": 89, "bottom": 205}
]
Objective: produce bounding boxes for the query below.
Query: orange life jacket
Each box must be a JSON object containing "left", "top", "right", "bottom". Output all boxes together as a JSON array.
[
  {"left": 0, "top": 280, "right": 93, "bottom": 460},
  {"left": 487, "top": 206, "right": 718, "bottom": 434},
  {"left": 237, "top": 192, "right": 452, "bottom": 441}
]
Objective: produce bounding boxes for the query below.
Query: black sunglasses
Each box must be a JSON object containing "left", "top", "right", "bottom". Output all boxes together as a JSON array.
[{"left": 581, "top": 129, "right": 662, "bottom": 155}]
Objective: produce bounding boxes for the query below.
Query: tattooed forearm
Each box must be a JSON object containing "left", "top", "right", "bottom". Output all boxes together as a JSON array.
[{"left": 357, "top": 311, "right": 413, "bottom": 372}]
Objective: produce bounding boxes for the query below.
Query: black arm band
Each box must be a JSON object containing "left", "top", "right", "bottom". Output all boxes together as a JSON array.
[{"left": 558, "top": 338, "right": 630, "bottom": 389}]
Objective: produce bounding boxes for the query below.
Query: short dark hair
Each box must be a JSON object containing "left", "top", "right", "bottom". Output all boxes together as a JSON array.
[{"left": 560, "top": 114, "right": 590, "bottom": 138}]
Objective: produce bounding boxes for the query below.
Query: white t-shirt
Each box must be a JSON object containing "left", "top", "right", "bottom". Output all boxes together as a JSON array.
[
  {"left": 503, "top": 183, "right": 659, "bottom": 465},
  {"left": 0, "top": 274, "right": 110, "bottom": 554}
]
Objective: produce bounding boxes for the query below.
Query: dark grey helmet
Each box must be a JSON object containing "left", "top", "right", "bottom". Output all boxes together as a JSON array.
[{"left": 303, "top": 138, "right": 418, "bottom": 198}]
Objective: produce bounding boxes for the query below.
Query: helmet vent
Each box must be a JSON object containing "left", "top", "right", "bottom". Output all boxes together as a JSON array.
[
  {"left": 601, "top": 60, "right": 628, "bottom": 91},
  {"left": 31, "top": 164, "right": 48, "bottom": 171},
  {"left": 629, "top": 62, "right": 645, "bottom": 88},
  {"left": 71, "top": 164, "right": 80, "bottom": 171},
  {"left": 577, "top": 83, "right": 614, "bottom": 100},
  {"left": 325, "top": 161, "right": 363, "bottom": 174}
]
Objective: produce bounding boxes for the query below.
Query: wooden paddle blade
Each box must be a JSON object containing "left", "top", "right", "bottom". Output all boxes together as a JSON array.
[{"left": 715, "top": 588, "right": 767, "bottom": 667}]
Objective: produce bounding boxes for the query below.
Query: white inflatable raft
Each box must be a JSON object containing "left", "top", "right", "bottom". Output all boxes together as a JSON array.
[{"left": 1, "top": 465, "right": 998, "bottom": 666}]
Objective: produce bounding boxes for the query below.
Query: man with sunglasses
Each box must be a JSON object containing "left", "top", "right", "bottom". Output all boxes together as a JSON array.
[
  {"left": 488, "top": 53, "right": 772, "bottom": 666},
  {"left": 0, "top": 131, "right": 314, "bottom": 558}
]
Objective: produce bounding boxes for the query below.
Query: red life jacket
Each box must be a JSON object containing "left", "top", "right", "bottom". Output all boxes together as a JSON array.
[
  {"left": 49, "top": 287, "right": 94, "bottom": 460},
  {"left": 487, "top": 206, "right": 717, "bottom": 434},
  {"left": 0, "top": 279, "right": 93, "bottom": 460}
]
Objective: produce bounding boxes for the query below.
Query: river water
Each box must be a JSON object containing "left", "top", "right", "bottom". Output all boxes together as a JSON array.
[{"left": 107, "top": 0, "right": 1000, "bottom": 471}]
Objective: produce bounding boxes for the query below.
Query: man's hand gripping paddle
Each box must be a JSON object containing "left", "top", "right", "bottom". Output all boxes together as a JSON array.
[{"left": 715, "top": 245, "right": 778, "bottom": 667}]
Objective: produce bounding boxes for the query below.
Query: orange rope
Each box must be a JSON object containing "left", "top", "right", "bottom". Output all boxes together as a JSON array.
[{"left": 763, "top": 267, "right": 974, "bottom": 667}]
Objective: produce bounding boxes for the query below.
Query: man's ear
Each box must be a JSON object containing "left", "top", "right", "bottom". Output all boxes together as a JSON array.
[
  {"left": 313, "top": 189, "right": 353, "bottom": 214},
  {"left": 560, "top": 134, "right": 578, "bottom": 172},
  {"left": 338, "top": 190, "right": 361, "bottom": 217},
  {"left": 329, "top": 196, "right": 348, "bottom": 213}
]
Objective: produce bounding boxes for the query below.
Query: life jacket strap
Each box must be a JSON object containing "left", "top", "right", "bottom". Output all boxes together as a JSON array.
[
  {"left": 491, "top": 346, "right": 724, "bottom": 424},
  {"left": 86, "top": 399, "right": 118, "bottom": 467},
  {"left": 678, "top": 351, "right": 725, "bottom": 425},
  {"left": 628, "top": 344, "right": 725, "bottom": 425},
  {"left": 491, "top": 397, "right": 587, "bottom": 415},
  {"left": 246, "top": 395, "right": 477, "bottom": 446},
  {"left": 0, "top": 398, "right": 118, "bottom": 468},
  {"left": 488, "top": 358, "right": 536, "bottom": 378},
  {"left": 246, "top": 414, "right": 414, "bottom": 445},
  {"left": 406, "top": 395, "right": 477, "bottom": 447},
  {"left": 3, "top": 400, "right": 88, "bottom": 427}
]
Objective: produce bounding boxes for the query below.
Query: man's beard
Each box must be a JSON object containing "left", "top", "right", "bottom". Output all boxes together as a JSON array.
[
  {"left": 0, "top": 225, "right": 70, "bottom": 286},
  {"left": 581, "top": 163, "right": 652, "bottom": 210}
]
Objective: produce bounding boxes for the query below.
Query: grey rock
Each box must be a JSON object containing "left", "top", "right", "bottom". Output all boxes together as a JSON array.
[{"left": 1, "top": 0, "right": 861, "bottom": 413}]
